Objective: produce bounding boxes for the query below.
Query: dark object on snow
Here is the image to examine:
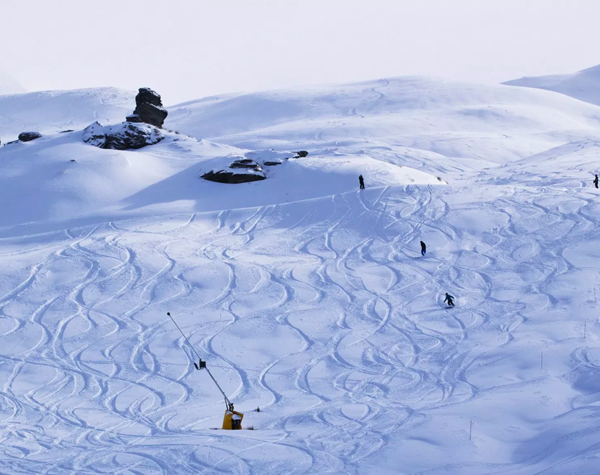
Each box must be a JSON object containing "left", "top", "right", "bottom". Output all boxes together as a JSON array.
[
  {"left": 83, "top": 121, "right": 164, "bottom": 150},
  {"left": 420, "top": 241, "right": 426, "bottom": 256},
  {"left": 70, "top": 159, "right": 76, "bottom": 162},
  {"left": 229, "top": 158, "right": 262, "bottom": 170},
  {"left": 444, "top": 293, "right": 455, "bottom": 307},
  {"left": 202, "top": 170, "right": 266, "bottom": 184},
  {"left": 359, "top": 174, "right": 365, "bottom": 190},
  {"left": 126, "top": 87, "right": 168, "bottom": 128},
  {"left": 263, "top": 160, "right": 282, "bottom": 166},
  {"left": 202, "top": 158, "right": 266, "bottom": 184},
  {"left": 18, "top": 131, "right": 42, "bottom": 142},
  {"left": 60, "top": 129, "right": 74, "bottom": 134},
  {"left": 594, "top": 174, "right": 598, "bottom": 189},
  {"left": 294, "top": 150, "right": 308, "bottom": 158}
]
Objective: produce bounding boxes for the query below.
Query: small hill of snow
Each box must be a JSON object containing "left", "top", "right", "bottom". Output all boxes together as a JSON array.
[
  {"left": 166, "top": 76, "right": 600, "bottom": 171},
  {"left": 0, "top": 70, "right": 25, "bottom": 95},
  {"left": 0, "top": 87, "right": 135, "bottom": 142},
  {"left": 0, "top": 128, "right": 438, "bottom": 235},
  {"left": 504, "top": 63, "right": 600, "bottom": 106}
]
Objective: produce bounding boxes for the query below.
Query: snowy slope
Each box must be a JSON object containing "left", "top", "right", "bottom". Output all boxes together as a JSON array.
[
  {"left": 0, "top": 88, "right": 135, "bottom": 142},
  {"left": 1, "top": 76, "right": 600, "bottom": 474},
  {"left": 504, "top": 63, "right": 600, "bottom": 107},
  {"left": 166, "top": 77, "right": 600, "bottom": 171}
]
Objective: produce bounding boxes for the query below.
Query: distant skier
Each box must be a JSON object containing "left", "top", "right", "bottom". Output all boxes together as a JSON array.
[
  {"left": 594, "top": 174, "right": 598, "bottom": 189},
  {"left": 359, "top": 175, "right": 365, "bottom": 190},
  {"left": 444, "top": 293, "right": 455, "bottom": 307},
  {"left": 420, "top": 241, "right": 426, "bottom": 256}
]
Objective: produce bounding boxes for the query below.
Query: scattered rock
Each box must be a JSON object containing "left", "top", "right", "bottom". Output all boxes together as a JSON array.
[
  {"left": 229, "top": 158, "right": 263, "bottom": 170},
  {"left": 202, "top": 170, "right": 266, "bottom": 184},
  {"left": 60, "top": 129, "right": 74, "bottom": 133},
  {"left": 126, "top": 87, "right": 168, "bottom": 128},
  {"left": 263, "top": 160, "right": 282, "bottom": 166},
  {"left": 202, "top": 158, "right": 266, "bottom": 184},
  {"left": 18, "top": 131, "right": 42, "bottom": 142},
  {"left": 294, "top": 150, "right": 308, "bottom": 158},
  {"left": 83, "top": 121, "right": 164, "bottom": 150}
]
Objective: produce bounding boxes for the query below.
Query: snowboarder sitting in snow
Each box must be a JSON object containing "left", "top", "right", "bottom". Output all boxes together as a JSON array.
[
  {"left": 594, "top": 174, "right": 598, "bottom": 189},
  {"left": 444, "top": 293, "right": 455, "bottom": 307},
  {"left": 359, "top": 174, "right": 365, "bottom": 190},
  {"left": 420, "top": 241, "right": 426, "bottom": 256}
]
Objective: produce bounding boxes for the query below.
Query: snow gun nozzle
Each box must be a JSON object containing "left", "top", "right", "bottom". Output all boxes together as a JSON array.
[{"left": 194, "top": 359, "right": 207, "bottom": 370}]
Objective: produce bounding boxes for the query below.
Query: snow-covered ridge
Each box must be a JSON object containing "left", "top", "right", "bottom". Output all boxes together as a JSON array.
[
  {"left": 504, "top": 63, "right": 600, "bottom": 106},
  {"left": 0, "top": 87, "right": 135, "bottom": 142}
]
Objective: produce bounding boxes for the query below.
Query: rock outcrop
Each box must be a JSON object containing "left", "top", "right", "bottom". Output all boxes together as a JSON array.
[
  {"left": 18, "top": 131, "right": 42, "bottom": 142},
  {"left": 83, "top": 121, "right": 164, "bottom": 150},
  {"left": 202, "top": 158, "right": 266, "bottom": 184},
  {"left": 294, "top": 151, "right": 308, "bottom": 158},
  {"left": 126, "top": 88, "right": 168, "bottom": 128}
]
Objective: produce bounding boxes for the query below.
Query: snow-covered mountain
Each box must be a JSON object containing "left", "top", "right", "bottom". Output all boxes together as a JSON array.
[
  {"left": 1, "top": 76, "right": 600, "bottom": 474},
  {"left": 504, "top": 63, "right": 600, "bottom": 106}
]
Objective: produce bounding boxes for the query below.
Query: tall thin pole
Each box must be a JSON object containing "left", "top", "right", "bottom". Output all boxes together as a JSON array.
[
  {"left": 167, "top": 312, "right": 232, "bottom": 409},
  {"left": 167, "top": 312, "right": 202, "bottom": 360}
]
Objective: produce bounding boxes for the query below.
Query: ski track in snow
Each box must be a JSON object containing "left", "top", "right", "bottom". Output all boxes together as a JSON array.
[{"left": 0, "top": 185, "right": 599, "bottom": 474}]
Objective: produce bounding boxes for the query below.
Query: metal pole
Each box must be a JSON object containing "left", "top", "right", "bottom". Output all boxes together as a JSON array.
[
  {"left": 167, "top": 312, "right": 232, "bottom": 409},
  {"left": 167, "top": 312, "right": 202, "bottom": 361}
]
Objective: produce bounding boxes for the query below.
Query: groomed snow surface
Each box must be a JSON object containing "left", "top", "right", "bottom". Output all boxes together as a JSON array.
[{"left": 1, "top": 73, "right": 600, "bottom": 474}]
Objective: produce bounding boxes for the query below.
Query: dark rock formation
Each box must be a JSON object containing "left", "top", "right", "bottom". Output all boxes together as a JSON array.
[
  {"left": 83, "top": 121, "right": 164, "bottom": 150},
  {"left": 229, "top": 158, "right": 262, "bottom": 170},
  {"left": 202, "top": 170, "right": 266, "bottom": 184},
  {"left": 263, "top": 160, "right": 282, "bottom": 166},
  {"left": 294, "top": 151, "right": 308, "bottom": 158},
  {"left": 18, "top": 131, "right": 42, "bottom": 142},
  {"left": 202, "top": 158, "right": 266, "bottom": 184},
  {"left": 126, "top": 88, "right": 168, "bottom": 128}
]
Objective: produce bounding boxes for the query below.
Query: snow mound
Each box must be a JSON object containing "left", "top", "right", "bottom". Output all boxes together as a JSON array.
[
  {"left": 0, "top": 124, "right": 435, "bottom": 234},
  {"left": 504, "top": 64, "right": 600, "bottom": 106}
]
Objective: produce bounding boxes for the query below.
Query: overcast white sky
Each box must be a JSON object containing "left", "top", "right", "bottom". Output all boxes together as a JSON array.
[{"left": 1, "top": 0, "right": 599, "bottom": 105}]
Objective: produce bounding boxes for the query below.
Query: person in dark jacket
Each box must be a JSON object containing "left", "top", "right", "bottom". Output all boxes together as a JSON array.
[
  {"left": 444, "top": 293, "right": 455, "bottom": 307},
  {"left": 594, "top": 174, "right": 598, "bottom": 189},
  {"left": 359, "top": 175, "right": 365, "bottom": 190},
  {"left": 420, "top": 241, "right": 426, "bottom": 256}
]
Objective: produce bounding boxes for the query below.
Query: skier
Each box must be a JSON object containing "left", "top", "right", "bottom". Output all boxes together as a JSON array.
[
  {"left": 359, "top": 175, "right": 365, "bottom": 190},
  {"left": 420, "top": 241, "right": 426, "bottom": 256},
  {"left": 594, "top": 174, "right": 598, "bottom": 189},
  {"left": 444, "top": 292, "right": 455, "bottom": 307}
]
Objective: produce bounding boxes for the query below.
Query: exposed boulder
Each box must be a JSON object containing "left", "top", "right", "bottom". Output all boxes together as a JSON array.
[
  {"left": 18, "top": 131, "right": 42, "bottom": 142},
  {"left": 294, "top": 150, "right": 308, "bottom": 158},
  {"left": 202, "top": 170, "right": 266, "bottom": 184},
  {"left": 83, "top": 121, "right": 164, "bottom": 150},
  {"left": 126, "top": 87, "right": 168, "bottom": 128},
  {"left": 263, "top": 160, "right": 282, "bottom": 166},
  {"left": 201, "top": 158, "right": 266, "bottom": 184},
  {"left": 229, "top": 158, "right": 262, "bottom": 170}
]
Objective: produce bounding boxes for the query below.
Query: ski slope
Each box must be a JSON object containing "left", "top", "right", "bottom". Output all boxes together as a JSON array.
[{"left": 1, "top": 75, "right": 600, "bottom": 474}]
